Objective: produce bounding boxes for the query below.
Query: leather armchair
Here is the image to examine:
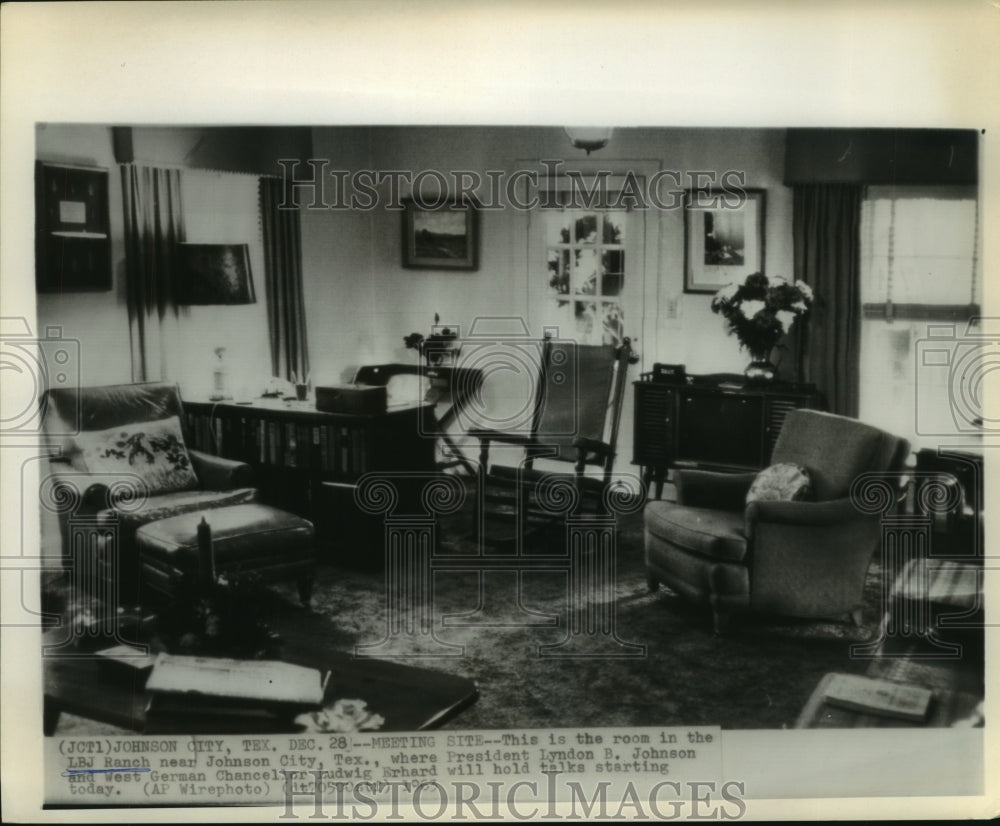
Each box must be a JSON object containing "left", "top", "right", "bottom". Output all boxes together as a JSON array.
[
  {"left": 42, "top": 382, "right": 258, "bottom": 602},
  {"left": 644, "top": 409, "right": 910, "bottom": 633}
]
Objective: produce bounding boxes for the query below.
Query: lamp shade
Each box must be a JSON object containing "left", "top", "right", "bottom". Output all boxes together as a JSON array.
[
  {"left": 564, "top": 127, "right": 614, "bottom": 155},
  {"left": 176, "top": 243, "right": 256, "bottom": 305}
]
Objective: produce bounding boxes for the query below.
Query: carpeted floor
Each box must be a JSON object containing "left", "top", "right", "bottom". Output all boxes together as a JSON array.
[
  {"left": 47, "top": 503, "right": 885, "bottom": 735},
  {"left": 278, "top": 507, "right": 882, "bottom": 731}
]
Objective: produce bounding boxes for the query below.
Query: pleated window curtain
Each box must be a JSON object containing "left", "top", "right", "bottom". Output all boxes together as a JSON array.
[
  {"left": 259, "top": 178, "right": 310, "bottom": 382},
  {"left": 792, "top": 183, "right": 864, "bottom": 417},
  {"left": 120, "top": 164, "right": 185, "bottom": 382}
]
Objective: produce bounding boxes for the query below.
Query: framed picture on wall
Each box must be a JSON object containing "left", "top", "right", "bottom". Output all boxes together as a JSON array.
[
  {"left": 35, "top": 162, "right": 112, "bottom": 292},
  {"left": 683, "top": 188, "right": 766, "bottom": 293},
  {"left": 401, "top": 198, "right": 479, "bottom": 270},
  {"left": 175, "top": 243, "right": 256, "bottom": 305}
]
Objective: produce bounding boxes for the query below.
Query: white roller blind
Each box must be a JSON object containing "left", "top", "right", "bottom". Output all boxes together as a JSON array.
[{"left": 860, "top": 185, "right": 979, "bottom": 313}]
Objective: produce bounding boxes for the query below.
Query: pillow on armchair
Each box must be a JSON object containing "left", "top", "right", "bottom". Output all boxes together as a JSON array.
[
  {"left": 66, "top": 415, "right": 200, "bottom": 496},
  {"left": 745, "top": 462, "right": 813, "bottom": 505}
]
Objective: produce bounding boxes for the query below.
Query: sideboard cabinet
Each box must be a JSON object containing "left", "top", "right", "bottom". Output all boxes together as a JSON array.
[{"left": 633, "top": 374, "right": 825, "bottom": 497}]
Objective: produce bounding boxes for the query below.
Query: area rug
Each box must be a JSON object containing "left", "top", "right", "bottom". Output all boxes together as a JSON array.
[{"left": 45, "top": 505, "right": 885, "bottom": 735}]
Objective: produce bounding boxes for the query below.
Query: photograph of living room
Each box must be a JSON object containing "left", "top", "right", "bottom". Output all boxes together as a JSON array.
[{"left": 34, "top": 124, "right": 985, "bottom": 739}]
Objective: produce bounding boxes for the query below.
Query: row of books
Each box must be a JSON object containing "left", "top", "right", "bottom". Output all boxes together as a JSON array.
[{"left": 185, "top": 413, "right": 369, "bottom": 477}]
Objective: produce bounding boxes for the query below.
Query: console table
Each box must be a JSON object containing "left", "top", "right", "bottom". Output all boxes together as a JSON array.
[
  {"left": 633, "top": 374, "right": 825, "bottom": 498},
  {"left": 183, "top": 399, "right": 435, "bottom": 564}
]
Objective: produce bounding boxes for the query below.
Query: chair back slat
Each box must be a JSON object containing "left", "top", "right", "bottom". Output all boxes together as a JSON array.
[{"left": 533, "top": 338, "right": 633, "bottom": 468}]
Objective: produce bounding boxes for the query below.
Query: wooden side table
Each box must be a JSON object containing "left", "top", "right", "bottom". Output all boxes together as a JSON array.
[{"left": 354, "top": 363, "right": 485, "bottom": 475}]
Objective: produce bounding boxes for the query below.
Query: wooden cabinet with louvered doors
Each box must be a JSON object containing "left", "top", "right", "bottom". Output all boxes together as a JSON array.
[
  {"left": 633, "top": 374, "right": 825, "bottom": 498},
  {"left": 632, "top": 381, "right": 679, "bottom": 498}
]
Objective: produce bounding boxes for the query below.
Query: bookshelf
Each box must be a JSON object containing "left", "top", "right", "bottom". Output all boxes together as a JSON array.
[{"left": 183, "top": 399, "right": 436, "bottom": 563}]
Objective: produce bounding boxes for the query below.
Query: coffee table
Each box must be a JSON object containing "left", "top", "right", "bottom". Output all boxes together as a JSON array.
[{"left": 43, "top": 611, "right": 478, "bottom": 735}]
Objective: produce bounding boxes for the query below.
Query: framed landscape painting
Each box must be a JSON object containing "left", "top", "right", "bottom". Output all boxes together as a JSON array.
[
  {"left": 402, "top": 198, "right": 479, "bottom": 270},
  {"left": 684, "top": 188, "right": 766, "bottom": 293}
]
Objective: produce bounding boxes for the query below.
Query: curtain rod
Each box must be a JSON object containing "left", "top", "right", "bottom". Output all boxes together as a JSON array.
[{"left": 118, "top": 160, "right": 284, "bottom": 179}]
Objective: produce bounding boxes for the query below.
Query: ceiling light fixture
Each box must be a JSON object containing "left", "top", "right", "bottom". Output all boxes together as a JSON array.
[{"left": 564, "top": 127, "right": 614, "bottom": 155}]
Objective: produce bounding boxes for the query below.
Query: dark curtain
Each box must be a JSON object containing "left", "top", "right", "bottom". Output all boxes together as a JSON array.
[
  {"left": 259, "top": 178, "right": 310, "bottom": 382},
  {"left": 792, "top": 184, "right": 863, "bottom": 417},
  {"left": 120, "top": 164, "right": 185, "bottom": 381}
]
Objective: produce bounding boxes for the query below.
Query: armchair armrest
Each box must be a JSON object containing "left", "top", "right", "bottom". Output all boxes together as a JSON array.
[
  {"left": 745, "top": 497, "right": 868, "bottom": 530},
  {"left": 675, "top": 469, "right": 756, "bottom": 509},
  {"left": 574, "top": 436, "right": 613, "bottom": 458},
  {"left": 43, "top": 463, "right": 112, "bottom": 562},
  {"left": 46, "top": 461, "right": 110, "bottom": 514},
  {"left": 189, "top": 449, "right": 254, "bottom": 490},
  {"left": 468, "top": 429, "right": 536, "bottom": 447},
  {"left": 746, "top": 497, "right": 883, "bottom": 620}
]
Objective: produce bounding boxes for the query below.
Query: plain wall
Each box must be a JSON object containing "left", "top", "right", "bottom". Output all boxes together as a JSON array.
[
  {"left": 35, "top": 124, "right": 132, "bottom": 386},
  {"left": 301, "top": 126, "right": 793, "bottom": 468},
  {"left": 35, "top": 125, "right": 794, "bottom": 472},
  {"left": 35, "top": 125, "right": 308, "bottom": 398},
  {"left": 302, "top": 126, "right": 792, "bottom": 379}
]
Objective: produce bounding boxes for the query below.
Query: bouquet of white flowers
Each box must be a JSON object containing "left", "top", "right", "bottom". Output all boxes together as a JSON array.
[{"left": 711, "top": 272, "right": 813, "bottom": 358}]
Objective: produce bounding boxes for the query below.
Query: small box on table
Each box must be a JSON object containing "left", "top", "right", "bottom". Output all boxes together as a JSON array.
[{"left": 315, "top": 384, "right": 387, "bottom": 415}]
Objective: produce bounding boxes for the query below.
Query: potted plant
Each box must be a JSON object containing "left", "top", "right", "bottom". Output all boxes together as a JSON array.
[
  {"left": 711, "top": 272, "right": 813, "bottom": 383},
  {"left": 403, "top": 313, "right": 460, "bottom": 367}
]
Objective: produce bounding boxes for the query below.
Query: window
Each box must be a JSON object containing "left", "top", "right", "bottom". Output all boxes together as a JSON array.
[
  {"left": 858, "top": 185, "right": 982, "bottom": 449},
  {"left": 861, "top": 185, "right": 980, "bottom": 319}
]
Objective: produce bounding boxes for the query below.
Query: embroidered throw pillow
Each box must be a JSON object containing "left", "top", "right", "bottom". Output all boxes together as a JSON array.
[
  {"left": 746, "top": 462, "right": 813, "bottom": 505},
  {"left": 69, "top": 416, "right": 199, "bottom": 496}
]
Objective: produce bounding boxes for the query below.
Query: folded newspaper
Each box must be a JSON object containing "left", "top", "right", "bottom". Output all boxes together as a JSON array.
[
  {"left": 823, "top": 673, "right": 932, "bottom": 722},
  {"left": 144, "top": 653, "right": 326, "bottom": 708}
]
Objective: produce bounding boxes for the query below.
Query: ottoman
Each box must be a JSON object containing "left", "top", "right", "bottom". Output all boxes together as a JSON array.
[{"left": 137, "top": 503, "right": 316, "bottom": 607}]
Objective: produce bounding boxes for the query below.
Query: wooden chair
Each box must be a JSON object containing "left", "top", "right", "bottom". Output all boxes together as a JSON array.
[{"left": 470, "top": 336, "right": 637, "bottom": 546}]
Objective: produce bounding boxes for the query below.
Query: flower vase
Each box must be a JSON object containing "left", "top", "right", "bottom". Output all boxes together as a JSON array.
[{"left": 744, "top": 348, "right": 777, "bottom": 384}]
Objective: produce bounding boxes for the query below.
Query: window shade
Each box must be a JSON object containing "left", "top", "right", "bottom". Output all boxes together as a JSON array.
[{"left": 860, "top": 185, "right": 980, "bottom": 320}]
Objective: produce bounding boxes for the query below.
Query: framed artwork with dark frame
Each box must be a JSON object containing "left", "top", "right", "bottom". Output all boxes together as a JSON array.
[
  {"left": 401, "top": 199, "right": 479, "bottom": 270},
  {"left": 35, "top": 161, "right": 112, "bottom": 292},
  {"left": 175, "top": 243, "right": 256, "bottom": 305},
  {"left": 684, "top": 188, "right": 766, "bottom": 294}
]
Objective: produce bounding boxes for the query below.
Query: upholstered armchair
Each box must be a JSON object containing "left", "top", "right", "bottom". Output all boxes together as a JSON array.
[
  {"left": 42, "top": 382, "right": 258, "bottom": 603},
  {"left": 644, "top": 409, "right": 910, "bottom": 633}
]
